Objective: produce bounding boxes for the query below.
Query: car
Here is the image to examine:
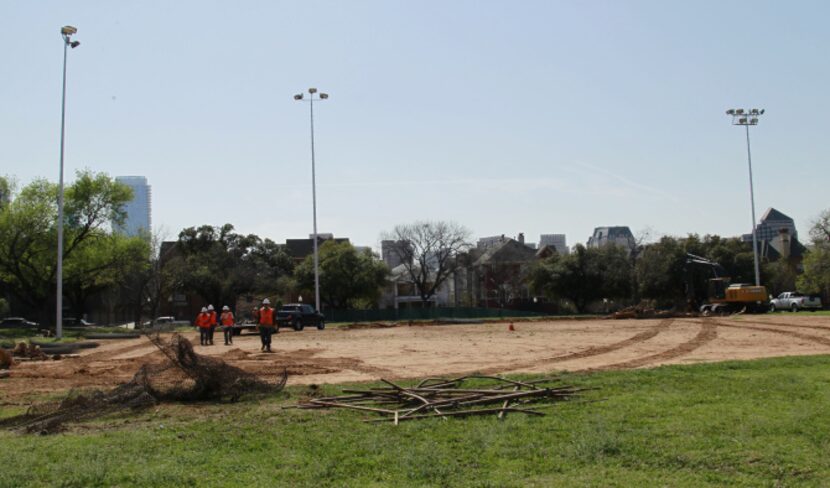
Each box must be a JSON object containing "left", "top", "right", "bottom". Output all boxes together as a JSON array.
[
  {"left": 63, "top": 317, "right": 95, "bottom": 327},
  {"left": 140, "top": 316, "right": 190, "bottom": 330},
  {"left": 770, "top": 292, "right": 823, "bottom": 312},
  {"left": 0, "top": 317, "right": 39, "bottom": 328},
  {"left": 276, "top": 304, "right": 325, "bottom": 331}
]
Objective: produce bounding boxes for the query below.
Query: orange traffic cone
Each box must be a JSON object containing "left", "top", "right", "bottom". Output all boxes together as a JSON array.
[{"left": 508, "top": 322, "right": 515, "bottom": 331}]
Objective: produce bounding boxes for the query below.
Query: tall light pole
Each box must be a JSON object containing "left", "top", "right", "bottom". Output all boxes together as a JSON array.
[
  {"left": 56, "top": 26, "right": 80, "bottom": 339},
  {"left": 294, "top": 88, "right": 329, "bottom": 312},
  {"left": 726, "top": 107, "right": 765, "bottom": 287}
]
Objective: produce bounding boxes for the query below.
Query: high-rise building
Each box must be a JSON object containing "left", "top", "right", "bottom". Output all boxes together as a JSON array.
[
  {"left": 115, "top": 176, "right": 151, "bottom": 236},
  {"left": 539, "top": 234, "right": 568, "bottom": 255},
  {"left": 742, "top": 208, "right": 798, "bottom": 243}
]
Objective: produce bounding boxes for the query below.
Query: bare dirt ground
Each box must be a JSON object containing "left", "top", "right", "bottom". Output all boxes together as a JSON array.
[{"left": 3, "top": 314, "right": 830, "bottom": 402}]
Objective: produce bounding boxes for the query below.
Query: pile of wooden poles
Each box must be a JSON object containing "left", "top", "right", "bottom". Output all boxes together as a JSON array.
[{"left": 294, "top": 375, "right": 591, "bottom": 424}]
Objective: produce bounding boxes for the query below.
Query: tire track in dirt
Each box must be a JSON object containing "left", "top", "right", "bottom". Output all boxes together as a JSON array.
[
  {"left": 597, "top": 319, "right": 718, "bottom": 371},
  {"left": 713, "top": 320, "right": 830, "bottom": 348},
  {"left": 481, "top": 318, "right": 675, "bottom": 374},
  {"left": 736, "top": 319, "right": 830, "bottom": 333},
  {"left": 227, "top": 348, "right": 396, "bottom": 377}
]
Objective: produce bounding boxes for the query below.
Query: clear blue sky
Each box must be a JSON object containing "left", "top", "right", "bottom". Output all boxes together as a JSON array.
[{"left": 3, "top": 1, "right": 829, "bottom": 250}]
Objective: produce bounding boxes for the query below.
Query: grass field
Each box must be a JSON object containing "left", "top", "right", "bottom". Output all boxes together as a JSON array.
[{"left": 2, "top": 355, "right": 830, "bottom": 487}]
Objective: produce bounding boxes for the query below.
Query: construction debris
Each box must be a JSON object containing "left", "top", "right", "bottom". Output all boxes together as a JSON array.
[
  {"left": 0, "top": 348, "right": 13, "bottom": 369},
  {"left": 0, "top": 333, "right": 288, "bottom": 434},
  {"left": 294, "top": 375, "right": 590, "bottom": 424},
  {"left": 12, "top": 342, "right": 48, "bottom": 360},
  {"left": 607, "top": 305, "right": 688, "bottom": 320}
]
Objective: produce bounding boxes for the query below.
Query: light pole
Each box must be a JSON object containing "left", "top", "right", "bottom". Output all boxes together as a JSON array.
[
  {"left": 294, "top": 88, "right": 329, "bottom": 312},
  {"left": 56, "top": 26, "right": 80, "bottom": 339},
  {"left": 726, "top": 107, "right": 765, "bottom": 287}
]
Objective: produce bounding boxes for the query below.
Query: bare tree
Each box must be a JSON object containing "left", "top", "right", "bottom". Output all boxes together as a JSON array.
[{"left": 383, "top": 221, "right": 472, "bottom": 305}]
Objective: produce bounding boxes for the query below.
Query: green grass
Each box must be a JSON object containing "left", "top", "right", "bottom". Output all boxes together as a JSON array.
[{"left": 2, "top": 356, "right": 830, "bottom": 487}]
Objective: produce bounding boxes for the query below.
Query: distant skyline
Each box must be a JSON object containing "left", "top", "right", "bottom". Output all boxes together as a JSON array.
[{"left": 3, "top": 1, "right": 829, "bottom": 250}]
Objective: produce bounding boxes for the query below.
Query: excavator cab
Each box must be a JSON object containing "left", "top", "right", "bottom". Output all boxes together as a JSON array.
[{"left": 708, "top": 278, "right": 729, "bottom": 301}]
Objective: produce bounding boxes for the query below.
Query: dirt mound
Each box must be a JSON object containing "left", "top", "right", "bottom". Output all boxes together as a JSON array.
[{"left": 222, "top": 348, "right": 252, "bottom": 360}]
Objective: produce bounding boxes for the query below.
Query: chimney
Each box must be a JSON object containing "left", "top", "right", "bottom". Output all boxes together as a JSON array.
[{"left": 518, "top": 233, "right": 525, "bottom": 244}]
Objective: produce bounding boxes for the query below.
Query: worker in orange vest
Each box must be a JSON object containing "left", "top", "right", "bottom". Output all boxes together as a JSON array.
[
  {"left": 258, "top": 298, "right": 276, "bottom": 352},
  {"left": 195, "top": 307, "right": 211, "bottom": 346},
  {"left": 207, "top": 304, "right": 217, "bottom": 345},
  {"left": 220, "top": 305, "right": 235, "bottom": 346}
]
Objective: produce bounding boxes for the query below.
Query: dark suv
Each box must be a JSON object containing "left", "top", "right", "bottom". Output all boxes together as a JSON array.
[{"left": 276, "top": 304, "right": 325, "bottom": 331}]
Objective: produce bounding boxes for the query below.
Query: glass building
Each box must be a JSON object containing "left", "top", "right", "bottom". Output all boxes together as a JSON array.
[{"left": 115, "top": 176, "right": 151, "bottom": 236}]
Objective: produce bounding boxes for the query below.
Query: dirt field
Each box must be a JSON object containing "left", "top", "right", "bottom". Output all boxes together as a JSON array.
[{"left": 4, "top": 314, "right": 830, "bottom": 401}]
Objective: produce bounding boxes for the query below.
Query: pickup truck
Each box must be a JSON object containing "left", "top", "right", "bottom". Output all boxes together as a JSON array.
[
  {"left": 276, "top": 304, "right": 325, "bottom": 331},
  {"left": 770, "top": 292, "right": 823, "bottom": 312}
]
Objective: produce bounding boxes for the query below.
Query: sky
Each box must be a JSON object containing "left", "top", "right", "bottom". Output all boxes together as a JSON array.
[{"left": 2, "top": 1, "right": 829, "bottom": 251}]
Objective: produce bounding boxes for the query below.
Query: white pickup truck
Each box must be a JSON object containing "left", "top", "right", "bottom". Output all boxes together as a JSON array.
[{"left": 769, "top": 292, "right": 823, "bottom": 312}]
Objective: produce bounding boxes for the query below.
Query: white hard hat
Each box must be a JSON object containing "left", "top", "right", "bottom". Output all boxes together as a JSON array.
[
  {"left": 262, "top": 298, "right": 270, "bottom": 305},
  {"left": 201, "top": 307, "right": 208, "bottom": 313},
  {"left": 207, "top": 304, "right": 214, "bottom": 311},
  {"left": 222, "top": 305, "right": 230, "bottom": 311}
]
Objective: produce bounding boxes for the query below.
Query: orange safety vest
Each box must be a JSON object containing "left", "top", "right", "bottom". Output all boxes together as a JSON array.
[
  {"left": 208, "top": 311, "right": 217, "bottom": 326},
  {"left": 259, "top": 307, "right": 274, "bottom": 327},
  {"left": 195, "top": 312, "right": 211, "bottom": 329},
  {"left": 221, "top": 311, "right": 234, "bottom": 326}
]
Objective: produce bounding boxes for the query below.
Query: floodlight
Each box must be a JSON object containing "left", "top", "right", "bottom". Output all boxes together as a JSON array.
[
  {"left": 750, "top": 118, "right": 758, "bottom": 124},
  {"left": 760, "top": 109, "right": 765, "bottom": 114},
  {"left": 70, "top": 41, "right": 80, "bottom": 48},
  {"left": 736, "top": 109, "right": 744, "bottom": 114},
  {"left": 319, "top": 93, "right": 329, "bottom": 99},
  {"left": 726, "top": 109, "right": 735, "bottom": 115},
  {"left": 294, "top": 94, "right": 303, "bottom": 100},
  {"left": 308, "top": 87, "right": 317, "bottom": 94},
  {"left": 61, "top": 26, "right": 77, "bottom": 35},
  {"left": 739, "top": 117, "right": 747, "bottom": 124}
]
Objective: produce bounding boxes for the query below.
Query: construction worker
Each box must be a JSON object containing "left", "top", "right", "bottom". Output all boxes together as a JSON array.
[
  {"left": 220, "top": 305, "right": 235, "bottom": 346},
  {"left": 251, "top": 306, "right": 260, "bottom": 325},
  {"left": 258, "top": 298, "right": 276, "bottom": 352},
  {"left": 195, "top": 307, "right": 211, "bottom": 346},
  {"left": 207, "top": 304, "right": 217, "bottom": 345}
]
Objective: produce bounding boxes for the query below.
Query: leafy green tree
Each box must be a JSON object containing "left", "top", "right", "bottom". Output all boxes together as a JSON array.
[
  {"left": 0, "top": 175, "right": 13, "bottom": 210},
  {"left": 797, "top": 209, "right": 830, "bottom": 298},
  {"left": 635, "top": 236, "right": 688, "bottom": 306},
  {"left": 0, "top": 171, "right": 145, "bottom": 324},
  {"left": 763, "top": 259, "right": 798, "bottom": 297},
  {"left": 635, "top": 234, "right": 757, "bottom": 308},
  {"left": 294, "top": 240, "right": 388, "bottom": 309},
  {"left": 173, "top": 224, "right": 293, "bottom": 308},
  {"left": 530, "top": 244, "right": 632, "bottom": 313}
]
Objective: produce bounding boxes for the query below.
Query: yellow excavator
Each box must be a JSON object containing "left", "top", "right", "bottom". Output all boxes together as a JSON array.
[{"left": 686, "top": 253, "right": 769, "bottom": 315}]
